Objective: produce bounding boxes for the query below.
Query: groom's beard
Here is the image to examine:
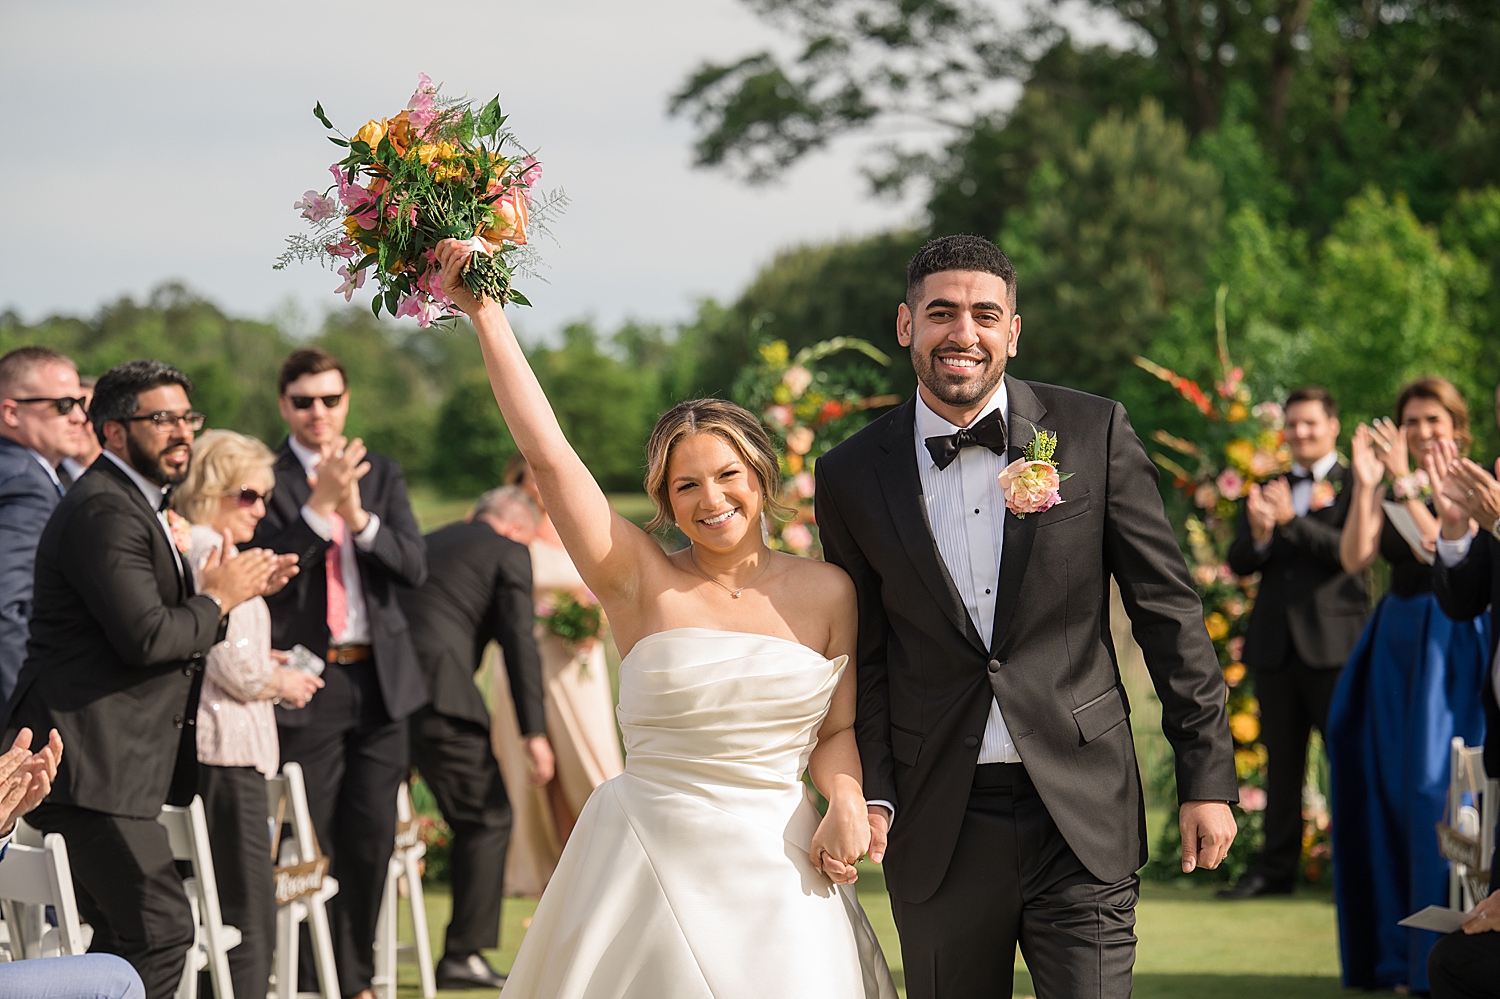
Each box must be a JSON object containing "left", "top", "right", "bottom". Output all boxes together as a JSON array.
[{"left": 912, "top": 343, "right": 1007, "bottom": 410}]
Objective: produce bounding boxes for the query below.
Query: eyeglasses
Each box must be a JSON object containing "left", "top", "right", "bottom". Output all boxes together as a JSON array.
[
  {"left": 287, "top": 394, "right": 345, "bottom": 410},
  {"left": 124, "top": 411, "right": 206, "bottom": 433},
  {"left": 234, "top": 487, "right": 272, "bottom": 507},
  {"left": 11, "top": 397, "right": 88, "bottom": 417}
]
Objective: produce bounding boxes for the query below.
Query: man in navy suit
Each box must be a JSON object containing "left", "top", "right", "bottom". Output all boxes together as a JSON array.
[{"left": 0, "top": 347, "right": 88, "bottom": 703}]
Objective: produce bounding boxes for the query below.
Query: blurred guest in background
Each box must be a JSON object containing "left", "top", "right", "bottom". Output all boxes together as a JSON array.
[
  {"left": 1328, "top": 376, "right": 1490, "bottom": 993},
  {"left": 59, "top": 374, "right": 101, "bottom": 487},
  {"left": 0, "top": 347, "right": 87, "bottom": 703},
  {"left": 1427, "top": 384, "right": 1500, "bottom": 999},
  {"left": 401, "top": 485, "right": 554, "bottom": 990},
  {"left": 1223, "top": 386, "right": 1364, "bottom": 899},
  {"left": 172, "top": 430, "right": 318, "bottom": 999},
  {"left": 3, "top": 360, "right": 291, "bottom": 999},
  {"left": 492, "top": 455, "right": 622, "bottom": 895},
  {"left": 251, "top": 347, "right": 428, "bottom": 999}
]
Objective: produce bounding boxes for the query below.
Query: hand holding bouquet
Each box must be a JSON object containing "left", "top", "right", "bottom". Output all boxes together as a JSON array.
[{"left": 276, "top": 74, "right": 564, "bottom": 325}]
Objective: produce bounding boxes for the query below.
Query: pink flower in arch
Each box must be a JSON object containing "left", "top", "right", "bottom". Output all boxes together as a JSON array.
[
  {"left": 781, "top": 523, "right": 814, "bottom": 553},
  {"left": 1216, "top": 468, "right": 1245, "bottom": 501},
  {"left": 794, "top": 471, "right": 816, "bottom": 499}
]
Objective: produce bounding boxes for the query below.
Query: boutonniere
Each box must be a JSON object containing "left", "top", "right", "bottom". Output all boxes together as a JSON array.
[
  {"left": 1309, "top": 478, "right": 1341, "bottom": 512},
  {"left": 998, "top": 420, "right": 1074, "bottom": 518},
  {"left": 166, "top": 510, "right": 193, "bottom": 554},
  {"left": 1391, "top": 470, "right": 1432, "bottom": 503}
]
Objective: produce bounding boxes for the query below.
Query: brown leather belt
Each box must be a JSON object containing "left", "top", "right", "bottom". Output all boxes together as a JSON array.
[{"left": 326, "top": 644, "right": 373, "bottom": 664}]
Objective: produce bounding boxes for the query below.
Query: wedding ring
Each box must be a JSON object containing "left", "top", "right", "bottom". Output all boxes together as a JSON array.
[{"left": 1468, "top": 489, "right": 1476, "bottom": 499}]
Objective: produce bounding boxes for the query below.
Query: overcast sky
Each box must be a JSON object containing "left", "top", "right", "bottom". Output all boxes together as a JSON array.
[{"left": 1, "top": 0, "right": 1123, "bottom": 342}]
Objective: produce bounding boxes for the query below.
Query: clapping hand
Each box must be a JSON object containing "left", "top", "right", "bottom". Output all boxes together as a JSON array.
[
  {"left": 308, "top": 436, "right": 372, "bottom": 532},
  {"left": 1261, "top": 478, "right": 1296, "bottom": 526},
  {"left": 1427, "top": 439, "right": 1473, "bottom": 540},
  {"left": 199, "top": 532, "right": 280, "bottom": 613},
  {"left": 1369, "top": 417, "right": 1409, "bottom": 479},
  {"left": 1350, "top": 425, "right": 1387, "bottom": 491},
  {"left": 1440, "top": 448, "right": 1500, "bottom": 532},
  {"left": 0, "top": 727, "right": 63, "bottom": 835},
  {"left": 1245, "top": 484, "right": 1276, "bottom": 547}
]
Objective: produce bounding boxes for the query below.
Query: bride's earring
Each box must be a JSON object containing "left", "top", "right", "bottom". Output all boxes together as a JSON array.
[{"left": 761, "top": 511, "right": 770, "bottom": 545}]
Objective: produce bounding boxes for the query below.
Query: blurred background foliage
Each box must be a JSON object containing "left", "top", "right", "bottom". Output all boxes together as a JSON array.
[{"left": 5, "top": 0, "right": 1500, "bottom": 496}]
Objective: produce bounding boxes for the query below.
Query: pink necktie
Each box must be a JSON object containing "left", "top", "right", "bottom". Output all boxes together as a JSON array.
[{"left": 326, "top": 512, "right": 347, "bottom": 640}]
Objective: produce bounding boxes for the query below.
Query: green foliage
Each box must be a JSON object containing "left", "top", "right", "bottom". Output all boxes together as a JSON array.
[{"left": 429, "top": 375, "right": 517, "bottom": 497}]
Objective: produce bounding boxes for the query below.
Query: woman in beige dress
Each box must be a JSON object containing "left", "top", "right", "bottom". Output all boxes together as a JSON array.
[{"left": 490, "top": 455, "right": 625, "bottom": 895}]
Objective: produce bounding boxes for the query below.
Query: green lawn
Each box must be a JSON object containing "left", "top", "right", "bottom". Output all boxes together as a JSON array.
[{"left": 394, "top": 870, "right": 1380, "bottom": 998}]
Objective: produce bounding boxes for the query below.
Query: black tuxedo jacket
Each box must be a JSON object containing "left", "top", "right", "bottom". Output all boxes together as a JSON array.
[
  {"left": 1434, "top": 531, "right": 1500, "bottom": 871},
  {"left": 251, "top": 442, "right": 428, "bottom": 727},
  {"left": 816, "top": 376, "right": 1237, "bottom": 902},
  {"left": 2, "top": 457, "right": 224, "bottom": 818},
  {"left": 397, "top": 521, "right": 545, "bottom": 735},
  {"left": 1225, "top": 462, "right": 1368, "bottom": 670}
]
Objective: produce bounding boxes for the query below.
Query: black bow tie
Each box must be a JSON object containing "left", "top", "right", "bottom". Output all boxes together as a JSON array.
[
  {"left": 1289, "top": 470, "right": 1313, "bottom": 484},
  {"left": 924, "top": 408, "right": 1008, "bottom": 470}
]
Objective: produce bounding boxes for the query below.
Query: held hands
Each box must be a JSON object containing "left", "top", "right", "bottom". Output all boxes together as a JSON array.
[
  {"left": 524, "top": 735, "right": 556, "bottom": 787},
  {"left": 1245, "top": 483, "right": 1276, "bottom": 547},
  {"left": 434, "top": 238, "right": 499, "bottom": 318},
  {"left": 308, "top": 436, "right": 372, "bottom": 533},
  {"left": 809, "top": 776, "right": 871, "bottom": 886},
  {"left": 1179, "top": 800, "right": 1236, "bottom": 873},
  {"left": 199, "top": 531, "right": 281, "bottom": 613},
  {"left": 0, "top": 728, "right": 64, "bottom": 835}
]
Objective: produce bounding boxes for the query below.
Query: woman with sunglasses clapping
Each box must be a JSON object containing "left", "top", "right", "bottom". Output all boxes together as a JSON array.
[{"left": 171, "top": 430, "right": 322, "bottom": 999}]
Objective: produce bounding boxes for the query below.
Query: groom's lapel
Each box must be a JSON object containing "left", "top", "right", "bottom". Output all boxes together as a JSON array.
[
  {"left": 989, "top": 376, "right": 1047, "bottom": 656},
  {"left": 874, "top": 397, "right": 988, "bottom": 655}
]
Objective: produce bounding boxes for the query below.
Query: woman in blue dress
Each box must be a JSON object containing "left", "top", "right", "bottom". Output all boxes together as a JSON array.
[{"left": 1329, "top": 377, "right": 1491, "bottom": 992}]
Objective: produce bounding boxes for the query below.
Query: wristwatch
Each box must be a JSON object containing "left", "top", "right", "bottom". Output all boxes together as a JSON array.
[{"left": 202, "top": 592, "right": 225, "bottom": 618}]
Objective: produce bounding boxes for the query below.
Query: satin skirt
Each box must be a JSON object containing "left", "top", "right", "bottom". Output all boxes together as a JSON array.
[{"left": 1327, "top": 593, "right": 1490, "bottom": 991}]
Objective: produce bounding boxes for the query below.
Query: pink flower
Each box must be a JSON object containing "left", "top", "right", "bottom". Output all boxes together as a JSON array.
[
  {"left": 998, "top": 459, "right": 1062, "bottom": 517},
  {"left": 1229, "top": 636, "right": 1245, "bottom": 661},
  {"left": 1216, "top": 468, "right": 1245, "bottom": 501},
  {"left": 794, "top": 471, "right": 816, "bottom": 499},
  {"left": 334, "top": 264, "right": 365, "bottom": 302},
  {"left": 1192, "top": 563, "right": 1217, "bottom": 587},
  {"left": 325, "top": 238, "right": 359, "bottom": 261},
  {"left": 786, "top": 426, "right": 815, "bottom": 455},
  {"left": 1217, "top": 564, "right": 1235, "bottom": 582},
  {"left": 295, "top": 190, "right": 338, "bottom": 222},
  {"left": 1309, "top": 480, "right": 1337, "bottom": 512},
  {"left": 764, "top": 404, "right": 794, "bottom": 429},
  {"left": 166, "top": 510, "right": 193, "bottom": 554},
  {"left": 1252, "top": 401, "right": 1285, "bottom": 430},
  {"left": 1194, "top": 482, "right": 1219, "bottom": 509},
  {"left": 1238, "top": 786, "right": 1267, "bottom": 812},
  {"left": 781, "top": 523, "right": 814, "bottom": 552},
  {"left": 408, "top": 73, "right": 437, "bottom": 111},
  {"left": 395, "top": 293, "right": 445, "bottom": 327},
  {"left": 782, "top": 365, "right": 813, "bottom": 397},
  {"left": 1249, "top": 450, "right": 1281, "bottom": 479},
  {"left": 517, "top": 156, "right": 542, "bottom": 202}
]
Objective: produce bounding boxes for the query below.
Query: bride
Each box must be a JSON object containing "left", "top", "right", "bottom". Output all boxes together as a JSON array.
[{"left": 436, "top": 239, "right": 897, "bottom": 999}]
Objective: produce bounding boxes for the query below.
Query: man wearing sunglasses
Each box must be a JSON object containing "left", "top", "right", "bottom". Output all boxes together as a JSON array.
[
  {"left": 251, "top": 347, "right": 427, "bottom": 999},
  {"left": 0, "top": 346, "right": 89, "bottom": 704}
]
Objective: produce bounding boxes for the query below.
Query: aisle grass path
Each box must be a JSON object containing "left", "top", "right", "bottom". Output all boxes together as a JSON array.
[{"left": 395, "top": 868, "right": 1382, "bottom": 998}]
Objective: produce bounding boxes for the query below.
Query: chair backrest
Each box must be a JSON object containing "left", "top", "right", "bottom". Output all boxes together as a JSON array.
[
  {"left": 0, "top": 832, "right": 87, "bottom": 955},
  {"left": 272, "top": 762, "right": 321, "bottom": 867},
  {"left": 158, "top": 797, "right": 236, "bottom": 967}
]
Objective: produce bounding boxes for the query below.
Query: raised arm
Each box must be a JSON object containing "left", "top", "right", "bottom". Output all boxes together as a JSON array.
[
  {"left": 1340, "top": 425, "right": 1387, "bottom": 575},
  {"left": 436, "top": 239, "right": 670, "bottom": 626}
]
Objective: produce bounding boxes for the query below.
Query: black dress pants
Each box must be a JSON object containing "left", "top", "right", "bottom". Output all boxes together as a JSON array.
[
  {"left": 28, "top": 803, "right": 195, "bottom": 999},
  {"left": 278, "top": 661, "right": 407, "bottom": 996},
  {"left": 197, "top": 764, "right": 277, "bottom": 999},
  {"left": 1428, "top": 927, "right": 1500, "bottom": 997},
  {"left": 1251, "top": 648, "right": 1342, "bottom": 885},
  {"left": 889, "top": 763, "right": 1138, "bottom": 999},
  {"left": 408, "top": 706, "right": 513, "bottom": 958}
]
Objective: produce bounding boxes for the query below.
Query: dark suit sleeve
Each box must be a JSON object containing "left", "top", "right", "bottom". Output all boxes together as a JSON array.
[
  {"left": 1225, "top": 503, "right": 1268, "bottom": 576},
  {"left": 1276, "top": 512, "right": 1346, "bottom": 569},
  {"left": 815, "top": 459, "right": 897, "bottom": 807},
  {"left": 493, "top": 545, "right": 545, "bottom": 736},
  {"left": 1435, "top": 535, "right": 1493, "bottom": 624},
  {"left": 62, "top": 495, "right": 222, "bottom": 666},
  {"left": 357, "top": 465, "right": 427, "bottom": 589},
  {"left": 0, "top": 471, "right": 55, "bottom": 696},
  {"left": 1102, "top": 403, "right": 1237, "bottom": 804}
]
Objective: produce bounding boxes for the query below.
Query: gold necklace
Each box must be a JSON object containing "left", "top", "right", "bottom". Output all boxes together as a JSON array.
[{"left": 688, "top": 546, "right": 772, "bottom": 599}]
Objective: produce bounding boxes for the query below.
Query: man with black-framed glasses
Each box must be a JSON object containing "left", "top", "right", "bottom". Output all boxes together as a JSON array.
[{"left": 0, "top": 346, "right": 89, "bottom": 703}]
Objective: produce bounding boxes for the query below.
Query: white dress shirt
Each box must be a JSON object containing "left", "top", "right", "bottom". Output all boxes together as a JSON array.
[
  {"left": 23, "top": 447, "right": 63, "bottom": 495},
  {"left": 914, "top": 385, "right": 1022, "bottom": 765},
  {"left": 287, "top": 436, "right": 380, "bottom": 645},
  {"left": 102, "top": 450, "right": 182, "bottom": 575}
]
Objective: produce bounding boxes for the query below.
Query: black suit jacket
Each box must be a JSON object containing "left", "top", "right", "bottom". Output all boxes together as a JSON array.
[
  {"left": 2, "top": 457, "right": 224, "bottom": 818},
  {"left": 1226, "top": 462, "right": 1368, "bottom": 669},
  {"left": 251, "top": 442, "right": 428, "bottom": 727},
  {"left": 1434, "top": 531, "right": 1500, "bottom": 872},
  {"left": 816, "top": 377, "right": 1237, "bottom": 902},
  {"left": 397, "top": 521, "right": 545, "bottom": 734}
]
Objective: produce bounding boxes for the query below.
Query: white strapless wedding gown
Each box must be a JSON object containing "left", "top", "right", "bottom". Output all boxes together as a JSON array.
[{"left": 500, "top": 628, "right": 897, "bottom": 999}]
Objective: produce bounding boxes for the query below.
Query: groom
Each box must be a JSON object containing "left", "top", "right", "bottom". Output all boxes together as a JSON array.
[{"left": 816, "top": 235, "right": 1237, "bottom": 998}]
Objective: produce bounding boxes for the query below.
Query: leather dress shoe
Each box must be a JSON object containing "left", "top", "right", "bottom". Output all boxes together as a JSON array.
[
  {"left": 436, "top": 952, "right": 508, "bottom": 990},
  {"left": 1217, "top": 872, "right": 1294, "bottom": 899}
]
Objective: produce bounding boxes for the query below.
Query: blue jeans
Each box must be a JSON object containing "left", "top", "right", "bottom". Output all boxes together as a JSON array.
[{"left": 0, "top": 954, "right": 145, "bottom": 998}]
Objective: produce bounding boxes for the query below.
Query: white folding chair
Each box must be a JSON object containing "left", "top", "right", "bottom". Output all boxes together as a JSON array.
[
  {"left": 158, "top": 796, "right": 242, "bottom": 999},
  {"left": 371, "top": 783, "right": 434, "bottom": 999},
  {"left": 0, "top": 820, "right": 88, "bottom": 960},
  {"left": 267, "top": 762, "right": 340, "bottom": 999},
  {"left": 1444, "top": 737, "right": 1499, "bottom": 912}
]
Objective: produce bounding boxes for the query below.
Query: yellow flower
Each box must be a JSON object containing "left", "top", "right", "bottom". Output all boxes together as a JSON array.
[
  {"left": 1222, "top": 663, "right": 1246, "bottom": 687},
  {"left": 1234, "top": 748, "right": 1262, "bottom": 779},
  {"left": 1204, "top": 612, "right": 1230, "bottom": 642},
  {"left": 1229, "top": 713, "right": 1261, "bottom": 744},
  {"left": 1227, "top": 402, "right": 1249, "bottom": 422},
  {"left": 1224, "top": 438, "right": 1255, "bottom": 472},
  {"left": 353, "top": 118, "right": 385, "bottom": 149}
]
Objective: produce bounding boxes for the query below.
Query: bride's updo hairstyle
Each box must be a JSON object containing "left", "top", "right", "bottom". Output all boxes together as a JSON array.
[{"left": 644, "top": 398, "right": 793, "bottom": 534}]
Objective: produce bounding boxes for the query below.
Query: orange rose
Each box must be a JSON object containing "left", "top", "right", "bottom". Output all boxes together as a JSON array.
[
  {"left": 482, "top": 192, "right": 528, "bottom": 246},
  {"left": 353, "top": 118, "right": 385, "bottom": 149},
  {"left": 386, "top": 111, "right": 413, "bottom": 155}
]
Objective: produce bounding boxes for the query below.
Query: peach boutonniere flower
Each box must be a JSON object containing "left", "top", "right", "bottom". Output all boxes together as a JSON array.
[
  {"left": 1309, "top": 479, "right": 1339, "bottom": 512},
  {"left": 998, "top": 420, "right": 1074, "bottom": 518},
  {"left": 166, "top": 510, "right": 193, "bottom": 554}
]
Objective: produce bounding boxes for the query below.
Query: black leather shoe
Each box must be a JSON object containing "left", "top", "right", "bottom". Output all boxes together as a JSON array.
[
  {"left": 1217, "top": 872, "right": 1294, "bottom": 899},
  {"left": 436, "top": 952, "right": 507, "bottom": 990}
]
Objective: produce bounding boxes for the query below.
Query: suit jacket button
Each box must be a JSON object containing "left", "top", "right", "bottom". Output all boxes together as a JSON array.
[
  {"left": 173, "top": 714, "right": 183, "bottom": 728},
  {"left": 988, "top": 659, "right": 1002, "bottom": 673},
  {"left": 183, "top": 667, "right": 193, "bottom": 676},
  {"left": 190, "top": 651, "right": 203, "bottom": 660},
  {"left": 964, "top": 735, "right": 980, "bottom": 748}
]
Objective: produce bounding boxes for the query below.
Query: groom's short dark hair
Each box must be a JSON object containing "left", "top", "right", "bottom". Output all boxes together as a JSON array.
[{"left": 907, "top": 235, "right": 1017, "bottom": 313}]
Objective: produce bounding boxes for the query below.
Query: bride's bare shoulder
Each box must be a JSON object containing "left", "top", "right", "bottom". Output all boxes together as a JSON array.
[{"left": 776, "top": 550, "right": 854, "bottom": 605}]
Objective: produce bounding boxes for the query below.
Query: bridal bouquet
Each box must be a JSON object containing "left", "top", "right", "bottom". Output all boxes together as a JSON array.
[
  {"left": 276, "top": 74, "right": 564, "bottom": 325},
  {"left": 537, "top": 591, "right": 602, "bottom": 668}
]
